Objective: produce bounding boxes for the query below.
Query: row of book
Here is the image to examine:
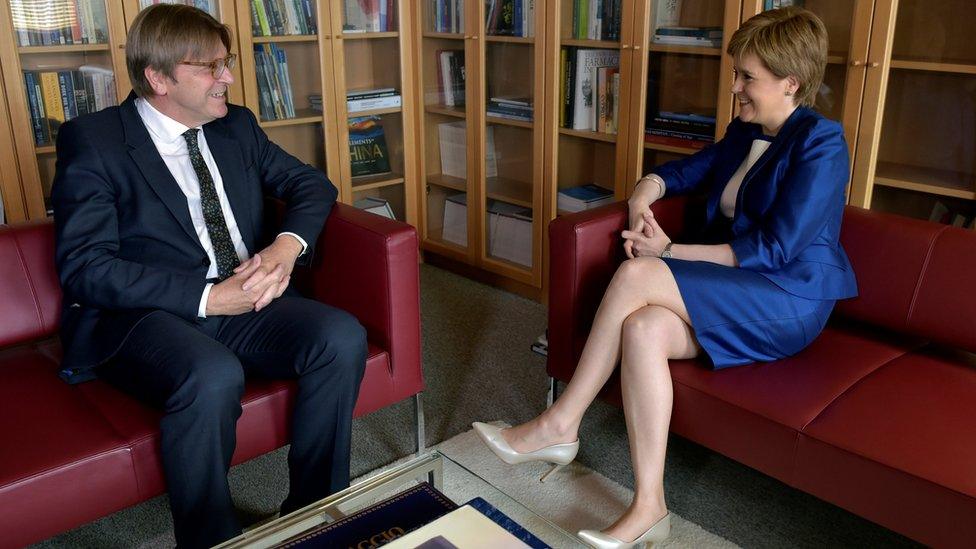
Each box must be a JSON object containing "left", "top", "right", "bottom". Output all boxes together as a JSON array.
[
  {"left": 652, "top": 25, "right": 723, "bottom": 48},
  {"left": 560, "top": 47, "right": 620, "bottom": 133},
  {"left": 309, "top": 88, "right": 403, "bottom": 114},
  {"left": 10, "top": 0, "right": 108, "bottom": 47},
  {"left": 425, "top": 0, "right": 463, "bottom": 33},
  {"left": 644, "top": 110, "right": 715, "bottom": 149},
  {"left": 248, "top": 0, "right": 317, "bottom": 36},
  {"left": 22, "top": 67, "right": 117, "bottom": 146},
  {"left": 436, "top": 49, "right": 465, "bottom": 107},
  {"left": 253, "top": 44, "right": 296, "bottom": 121},
  {"left": 487, "top": 97, "right": 533, "bottom": 122},
  {"left": 343, "top": 0, "right": 398, "bottom": 32},
  {"left": 485, "top": 0, "right": 536, "bottom": 38},
  {"left": 570, "top": 0, "right": 623, "bottom": 41},
  {"left": 139, "top": 0, "right": 216, "bottom": 15}
]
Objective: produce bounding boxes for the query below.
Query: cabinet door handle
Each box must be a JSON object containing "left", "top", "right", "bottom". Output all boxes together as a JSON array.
[
  {"left": 621, "top": 44, "right": 631, "bottom": 49},
  {"left": 464, "top": 35, "right": 471, "bottom": 39},
  {"left": 471, "top": 35, "right": 479, "bottom": 40},
  {"left": 868, "top": 61, "right": 880, "bottom": 68},
  {"left": 633, "top": 45, "right": 641, "bottom": 50},
  {"left": 850, "top": 60, "right": 863, "bottom": 67}
]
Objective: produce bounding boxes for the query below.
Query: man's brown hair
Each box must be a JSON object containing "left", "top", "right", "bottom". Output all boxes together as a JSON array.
[
  {"left": 726, "top": 7, "right": 828, "bottom": 107},
  {"left": 126, "top": 4, "right": 231, "bottom": 97}
]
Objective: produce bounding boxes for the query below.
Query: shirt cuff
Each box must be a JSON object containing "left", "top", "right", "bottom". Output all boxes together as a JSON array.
[
  {"left": 278, "top": 232, "right": 308, "bottom": 256},
  {"left": 198, "top": 282, "right": 214, "bottom": 318}
]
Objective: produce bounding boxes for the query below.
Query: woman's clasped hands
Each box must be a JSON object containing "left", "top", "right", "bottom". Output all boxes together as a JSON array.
[{"left": 623, "top": 209, "right": 671, "bottom": 259}]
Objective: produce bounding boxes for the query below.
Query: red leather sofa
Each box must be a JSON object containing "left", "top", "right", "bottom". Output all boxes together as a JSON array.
[
  {"left": 0, "top": 204, "right": 424, "bottom": 547},
  {"left": 547, "top": 197, "right": 976, "bottom": 548}
]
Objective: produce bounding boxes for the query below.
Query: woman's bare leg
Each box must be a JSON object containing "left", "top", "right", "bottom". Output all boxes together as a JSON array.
[
  {"left": 505, "top": 257, "right": 691, "bottom": 452},
  {"left": 603, "top": 304, "right": 698, "bottom": 542}
]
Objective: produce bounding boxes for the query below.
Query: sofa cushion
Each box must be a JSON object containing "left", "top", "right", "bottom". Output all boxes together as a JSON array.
[
  {"left": 800, "top": 348, "right": 976, "bottom": 498},
  {"left": 0, "top": 222, "right": 61, "bottom": 347},
  {"left": 668, "top": 324, "right": 920, "bottom": 482},
  {"left": 0, "top": 344, "right": 138, "bottom": 548},
  {"left": 908, "top": 227, "right": 976, "bottom": 353}
]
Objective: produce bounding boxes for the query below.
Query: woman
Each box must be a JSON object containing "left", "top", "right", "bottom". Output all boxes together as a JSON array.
[{"left": 474, "top": 7, "right": 858, "bottom": 548}]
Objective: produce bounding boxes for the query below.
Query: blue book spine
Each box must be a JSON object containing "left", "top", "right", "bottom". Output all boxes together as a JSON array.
[
  {"left": 24, "top": 72, "right": 46, "bottom": 145},
  {"left": 466, "top": 497, "right": 550, "bottom": 549}
]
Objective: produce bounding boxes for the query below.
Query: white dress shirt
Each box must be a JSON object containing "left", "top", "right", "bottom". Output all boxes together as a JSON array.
[{"left": 135, "top": 98, "right": 306, "bottom": 317}]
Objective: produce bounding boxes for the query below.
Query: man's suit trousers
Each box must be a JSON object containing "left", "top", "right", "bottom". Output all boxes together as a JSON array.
[{"left": 98, "top": 296, "right": 367, "bottom": 548}]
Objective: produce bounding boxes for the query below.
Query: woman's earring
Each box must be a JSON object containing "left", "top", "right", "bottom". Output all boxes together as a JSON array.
[{"left": 785, "top": 90, "right": 793, "bottom": 96}]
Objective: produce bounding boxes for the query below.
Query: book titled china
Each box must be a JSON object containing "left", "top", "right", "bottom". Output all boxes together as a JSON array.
[{"left": 348, "top": 115, "right": 392, "bottom": 177}]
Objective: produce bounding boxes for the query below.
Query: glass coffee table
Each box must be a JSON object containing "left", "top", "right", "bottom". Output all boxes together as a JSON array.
[{"left": 217, "top": 451, "right": 583, "bottom": 548}]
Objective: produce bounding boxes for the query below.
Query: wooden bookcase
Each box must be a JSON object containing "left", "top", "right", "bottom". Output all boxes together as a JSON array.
[
  {"left": 0, "top": 54, "right": 23, "bottom": 223},
  {"left": 414, "top": 0, "right": 547, "bottom": 292}
]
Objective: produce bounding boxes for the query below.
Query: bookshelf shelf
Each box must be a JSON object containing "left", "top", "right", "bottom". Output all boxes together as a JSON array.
[
  {"left": 341, "top": 31, "right": 399, "bottom": 40},
  {"left": 487, "top": 176, "right": 532, "bottom": 208},
  {"left": 17, "top": 44, "right": 111, "bottom": 54},
  {"left": 348, "top": 106, "right": 402, "bottom": 117},
  {"left": 485, "top": 115, "right": 533, "bottom": 129},
  {"left": 826, "top": 54, "right": 846, "bottom": 65},
  {"left": 889, "top": 59, "right": 976, "bottom": 75},
  {"left": 427, "top": 173, "right": 466, "bottom": 193},
  {"left": 485, "top": 36, "right": 534, "bottom": 44},
  {"left": 258, "top": 112, "right": 323, "bottom": 128},
  {"left": 35, "top": 146, "right": 56, "bottom": 155},
  {"left": 643, "top": 141, "right": 700, "bottom": 156},
  {"left": 559, "top": 128, "right": 617, "bottom": 143},
  {"left": 422, "top": 32, "right": 464, "bottom": 40},
  {"left": 646, "top": 44, "right": 722, "bottom": 56},
  {"left": 351, "top": 174, "right": 406, "bottom": 191},
  {"left": 561, "top": 39, "right": 620, "bottom": 49},
  {"left": 874, "top": 162, "right": 975, "bottom": 200},
  {"left": 425, "top": 105, "right": 466, "bottom": 118},
  {"left": 252, "top": 35, "right": 319, "bottom": 44}
]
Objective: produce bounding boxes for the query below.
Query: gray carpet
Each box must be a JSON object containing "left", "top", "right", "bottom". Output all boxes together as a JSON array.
[{"left": 36, "top": 264, "right": 920, "bottom": 548}]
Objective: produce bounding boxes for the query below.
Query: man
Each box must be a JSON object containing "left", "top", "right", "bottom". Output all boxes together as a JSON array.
[{"left": 51, "top": 5, "right": 366, "bottom": 547}]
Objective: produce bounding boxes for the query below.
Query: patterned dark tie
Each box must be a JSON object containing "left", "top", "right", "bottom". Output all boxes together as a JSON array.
[{"left": 182, "top": 129, "right": 240, "bottom": 280}]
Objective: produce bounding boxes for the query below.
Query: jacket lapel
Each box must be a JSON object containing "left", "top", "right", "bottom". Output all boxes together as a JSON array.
[
  {"left": 203, "top": 121, "right": 255, "bottom": 250},
  {"left": 121, "top": 93, "right": 202, "bottom": 248}
]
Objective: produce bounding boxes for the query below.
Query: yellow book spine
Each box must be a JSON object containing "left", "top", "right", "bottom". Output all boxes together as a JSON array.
[{"left": 40, "top": 71, "right": 66, "bottom": 123}]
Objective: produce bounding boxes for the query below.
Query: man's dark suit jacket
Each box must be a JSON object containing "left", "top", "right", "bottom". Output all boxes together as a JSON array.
[{"left": 51, "top": 92, "right": 337, "bottom": 383}]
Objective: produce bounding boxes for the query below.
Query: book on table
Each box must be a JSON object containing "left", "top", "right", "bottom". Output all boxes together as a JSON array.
[{"left": 557, "top": 184, "right": 615, "bottom": 213}]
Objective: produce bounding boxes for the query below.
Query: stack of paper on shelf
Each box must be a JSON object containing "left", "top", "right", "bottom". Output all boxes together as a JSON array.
[
  {"left": 442, "top": 193, "right": 468, "bottom": 247},
  {"left": 488, "top": 200, "right": 532, "bottom": 267},
  {"left": 557, "top": 184, "right": 615, "bottom": 213},
  {"left": 353, "top": 197, "right": 396, "bottom": 220},
  {"left": 438, "top": 121, "right": 497, "bottom": 178}
]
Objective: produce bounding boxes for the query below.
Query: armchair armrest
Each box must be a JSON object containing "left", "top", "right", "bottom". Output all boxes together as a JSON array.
[
  {"left": 546, "top": 197, "right": 691, "bottom": 381},
  {"left": 300, "top": 203, "right": 423, "bottom": 400}
]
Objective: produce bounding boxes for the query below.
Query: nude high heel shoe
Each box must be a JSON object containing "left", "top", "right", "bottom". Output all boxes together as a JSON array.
[
  {"left": 577, "top": 513, "right": 671, "bottom": 549},
  {"left": 471, "top": 422, "right": 579, "bottom": 482}
]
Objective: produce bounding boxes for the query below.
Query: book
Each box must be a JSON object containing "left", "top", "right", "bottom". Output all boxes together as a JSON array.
[
  {"left": 438, "top": 121, "right": 497, "bottom": 178},
  {"left": 572, "top": 49, "right": 619, "bottom": 131},
  {"left": 655, "top": 0, "right": 682, "bottom": 28},
  {"left": 353, "top": 197, "right": 396, "bottom": 220},
  {"left": 347, "top": 94, "right": 402, "bottom": 113},
  {"left": 652, "top": 35, "right": 722, "bottom": 48},
  {"left": 654, "top": 26, "right": 721, "bottom": 38},
  {"left": 557, "top": 184, "right": 615, "bottom": 213},
  {"left": 764, "top": 0, "right": 804, "bottom": 9},
  {"left": 466, "top": 497, "right": 549, "bottom": 549},
  {"left": 442, "top": 192, "right": 468, "bottom": 247},
  {"left": 348, "top": 116, "right": 391, "bottom": 177},
  {"left": 487, "top": 199, "right": 533, "bottom": 267},
  {"left": 385, "top": 505, "right": 531, "bottom": 548},
  {"left": 276, "top": 482, "right": 457, "bottom": 548}
]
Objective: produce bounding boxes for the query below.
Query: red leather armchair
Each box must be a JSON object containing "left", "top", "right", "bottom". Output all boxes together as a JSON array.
[
  {"left": 547, "top": 198, "right": 976, "bottom": 549},
  {"left": 0, "top": 203, "right": 424, "bottom": 547}
]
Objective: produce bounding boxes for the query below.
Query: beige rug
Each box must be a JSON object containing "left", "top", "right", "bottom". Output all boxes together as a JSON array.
[{"left": 358, "top": 424, "right": 738, "bottom": 549}]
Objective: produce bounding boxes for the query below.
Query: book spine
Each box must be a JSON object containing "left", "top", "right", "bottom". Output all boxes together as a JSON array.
[
  {"left": 347, "top": 90, "right": 398, "bottom": 100},
  {"left": 645, "top": 127, "right": 715, "bottom": 142},
  {"left": 24, "top": 72, "right": 45, "bottom": 145},
  {"left": 254, "top": 0, "right": 271, "bottom": 36},
  {"left": 58, "top": 71, "right": 77, "bottom": 120},
  {"left": 347, "top": 95, "right": 402, "bottom": 112}
]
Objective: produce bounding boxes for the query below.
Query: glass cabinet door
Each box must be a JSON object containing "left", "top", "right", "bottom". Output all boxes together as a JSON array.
[
  {"left": 236, "top": 0, "right": 340, "bottom": 195},
  {"left": 334, "top": 0, "right": 414, "bottom": 224},
  {"left": 631, "top": 0, "right": 737, "bottom": 194},
  {"left": 855, "top": 0, "right": 975, "bottom": 228},
  {"left": 418, "top": 0, "right": 470, "bottom": 257},
  {"left": 0, "top": 0, "right": 125, "bottom": 218},
  {"left": 482, "top": 0, "right": 543, "bottom": 283},
  {"left": 552, "top": 0, "right": 628, "bottom": 212}
]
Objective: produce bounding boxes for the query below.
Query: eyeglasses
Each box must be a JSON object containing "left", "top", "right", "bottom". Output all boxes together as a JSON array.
[{"left": 179, "top": 53, "right": 237, "bottom": 79}]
